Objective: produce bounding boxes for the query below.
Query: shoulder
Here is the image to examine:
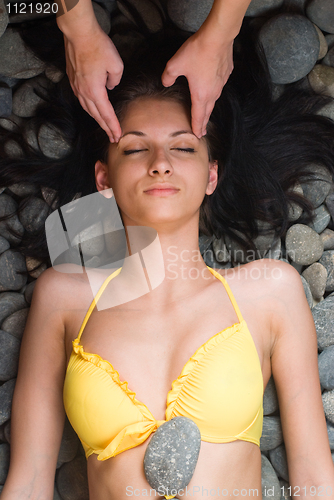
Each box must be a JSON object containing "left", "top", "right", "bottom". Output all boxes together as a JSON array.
[
  {"left": 34, "top": 264, "right": 120, "bottom": 322},
  {"left": 217, "top": 258, "right": 303, "bottom": 300},
  {"left": 33, "top": 264, "right": 88, "bottom": 312},
  {"left": 217, "top": 259, "right": 308, "bottom": 343}
]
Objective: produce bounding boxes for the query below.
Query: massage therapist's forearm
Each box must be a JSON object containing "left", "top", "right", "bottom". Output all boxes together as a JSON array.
[
  {"left": 200, "top": 0, "right": 252, "bottom": 43},
  {"left": 55, "top": 0, "right": 101, "bottom": 39}
]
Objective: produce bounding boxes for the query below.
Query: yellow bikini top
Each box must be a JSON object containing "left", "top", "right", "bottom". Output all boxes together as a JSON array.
[{"left": 63, "top": 265, "right": 263, "bottom": 479}]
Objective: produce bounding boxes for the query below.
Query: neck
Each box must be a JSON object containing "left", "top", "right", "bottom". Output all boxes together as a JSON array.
[{"left": 114, "top": 220, "right": 215, "bottom": 308}]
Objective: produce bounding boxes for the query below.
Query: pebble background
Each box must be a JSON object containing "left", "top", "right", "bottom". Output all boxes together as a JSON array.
[{"left": 0, "top": 0, "right": 334, "bottom": 498}]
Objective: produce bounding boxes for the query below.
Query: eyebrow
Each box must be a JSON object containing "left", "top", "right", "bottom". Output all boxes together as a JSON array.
[{"left": 119, "top": 130, "right": 197, "bottom": 139}]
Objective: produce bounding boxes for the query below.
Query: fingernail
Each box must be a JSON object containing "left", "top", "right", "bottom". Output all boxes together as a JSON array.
[{"left": 109, "top": 136, "right": 115, "bottom": 143}]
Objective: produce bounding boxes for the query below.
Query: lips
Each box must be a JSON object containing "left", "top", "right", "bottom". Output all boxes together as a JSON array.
[{"left": 144, "top": 184, "right": 179, "bottom": 192}]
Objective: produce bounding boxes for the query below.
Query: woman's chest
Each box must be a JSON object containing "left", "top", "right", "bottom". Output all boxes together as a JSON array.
[{"left": 64, "top": 277, "right": 272, "bottom": 422}]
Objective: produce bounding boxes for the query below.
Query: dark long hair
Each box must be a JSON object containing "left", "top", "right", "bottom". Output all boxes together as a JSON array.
[{"left": 1, "top": 8, "right": 334, "bottom": 269}]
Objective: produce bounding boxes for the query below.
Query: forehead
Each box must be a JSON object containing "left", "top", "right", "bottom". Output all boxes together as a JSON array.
[{"left": 120, "top": 97, "right": 191, "bottom": 131}]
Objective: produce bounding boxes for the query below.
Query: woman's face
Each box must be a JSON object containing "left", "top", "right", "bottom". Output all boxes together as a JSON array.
[{"left": 95, "top": 97, "right": 218, "bottom": 230}]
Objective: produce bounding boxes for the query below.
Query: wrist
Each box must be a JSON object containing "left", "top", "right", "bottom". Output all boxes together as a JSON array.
[
  {"left": 198, "top": 0, "right": 250, "bottom": 44},
  {"left": 200, "top": 17, "right": 241, "bottom": 46},
  {"left": 195, "top": 20, "right": 237, "bottom": 50},
  {"left": 56, "top": 3, "right": 101, "bottom": 40}
]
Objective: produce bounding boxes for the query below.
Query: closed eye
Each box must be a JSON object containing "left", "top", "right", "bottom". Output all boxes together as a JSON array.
[
  {"left": 172, "top": 148, "right": 196, "bottom": 153},
  {"left": 123, "top": 149, "right": 148, "bottom": 155}
]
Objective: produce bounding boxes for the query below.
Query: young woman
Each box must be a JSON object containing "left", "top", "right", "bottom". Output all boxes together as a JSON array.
[{"left": 1, "top": 13, "right": 334, "bottom": 500}]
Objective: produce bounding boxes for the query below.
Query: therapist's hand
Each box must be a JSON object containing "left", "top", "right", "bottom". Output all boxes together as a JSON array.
[
  {"left": 63, "top": 27, "right": 124, "bottom": 142},
  {"left": 161, "top": 30, "right": 234, "bottom": 139}
]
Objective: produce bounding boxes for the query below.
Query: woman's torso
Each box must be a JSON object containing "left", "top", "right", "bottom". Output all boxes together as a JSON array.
[{"left": 62, "top": 261, "right": 274, "bottom": 500}]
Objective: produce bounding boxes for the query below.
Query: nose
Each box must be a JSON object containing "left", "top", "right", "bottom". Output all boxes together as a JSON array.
[{"left": 148, "top": 148, "right": 173, "bottom": 176}]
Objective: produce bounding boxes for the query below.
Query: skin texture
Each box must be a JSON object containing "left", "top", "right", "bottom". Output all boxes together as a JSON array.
[
  {"left": 55, "top": 0, "right": 253, "bottom": 142},
  {"left": 2, "top": 98, "right": 334, "bottom": 500}
]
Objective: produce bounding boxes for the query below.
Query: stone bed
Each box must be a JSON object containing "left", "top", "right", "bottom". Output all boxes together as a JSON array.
[{"left": 1, "top": 0, "right": 334, "bottom": 498}]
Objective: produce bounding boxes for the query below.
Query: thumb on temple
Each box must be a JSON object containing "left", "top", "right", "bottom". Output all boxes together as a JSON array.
[{"left": 161, "top": 65, "right": 178, "bottom": 87}]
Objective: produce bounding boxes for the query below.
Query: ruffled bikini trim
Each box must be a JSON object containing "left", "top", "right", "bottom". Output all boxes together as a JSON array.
[
  {"left": 72, "top": 319, "right": 246, "bottom": 421},
  {"left": 71, "top": 340, "right": 156, "bottom": 421},
  {"left": 166, "top": 320, "right": 246, "bottom": 418}
]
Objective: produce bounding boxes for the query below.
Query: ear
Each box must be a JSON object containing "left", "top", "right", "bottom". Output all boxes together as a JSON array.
[
  {"left": 206, "top": 160, "right": 218, "bottom": 196},
  {"left": 95, "top": 160, "right": 113, "bottom": 198}
]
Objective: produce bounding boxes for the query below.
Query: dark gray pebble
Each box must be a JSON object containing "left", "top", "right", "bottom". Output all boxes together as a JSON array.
[
  {"left": 259, "top": 14, "right": 320, "bottom": 84},
  {"left": 0, "top": 75, "right": 19, "bottom": 88},
  {"left": 245, "top": 0, "right": 284, "bottom": 17},
  {"left": 213, "top": 236, "right": 230, "bottom": 263},
  {"left": 327, "top": 420, "right": 334, "bottom": 450},
  {"left": 3, "top": 421, "right": 10, "bottom": 444},
  {"left": 12, "top": 76, "right": 48, "bottom": 118},
  {"left": 0, "top": 330, "right": 20, "bottom": 381},
  {"left": 326, "top": 35, "right": 334, "bottom": 51},
  {"left": 0, "top": 291, "right": 27, "bottom": 325},
  {"left": 18, "top": 196, "right": 50, "bottom": 234},
  {"left": 323, "top": 47, "right": 334, "bottom": 68},
  {"left": 0, "top": 28, "right": 45, "bottom": 79},
  {"left": 0, "top": 0, "right": 9, "bottom": 38},
  {"left": 285, "top": 224, "right": 323, "bottom": 265},
  {"left": 0, "top": 87, "right": 12, "bottom": 118},
  {"left": 319, "top": 250, "right": 334, "bottom": 292},
  {"left": 0, "top": 378, "right": 16, "bottom": 425},
  {"left": 301, "top": 262, "right": 327, "bottom": 299},
  {"left": 300, "top": 164, "right": 332, "bottom": 208},
  {"left": 312, "top": 291, "right": 334, "bottom": 350},
  {"left": 225, "top": 230, "right": 249, "bottom": 264},
  {"left": 0, "top": 194, "right": 24, "bottom": 245},
  {"left": 144, "top": 417, "right": 201, "bottom": 497},
  {"left": 269, "top": 444, "right": 289, "bottom": 482},
  {"left": 0, "top": 250, "right": 27, "bottom": 291},
  {"left": 56, "top": 418, "right": 79, "bottom": 468},
  {"left": 0, "top": 113, "right": 22, "bottom": 132},
  {"left": 322, "top": 390, "right": 334, "bottom": 424},
  {"left": 320, "top": 228, "right": 334, "bottom": 250},
  {"left": 0, "top": 443, "right": 10, "bottom": 484},
  {"left": 1, "top": 307, "right": 29, "bottom": 340},
  {"left": 261, "top": 454, "right": 281, "bottom": 500},
  {"left": 260, "top": 416, "right": 283, "bottom": 451},
  {"left": 263, "top": 376, "right": 279, "bottom": 415},
  {"left": 167, "top": 0, "right": 213, "bottom": 32},
  {"left": 326, "top": 192, "right": 334, "bottom": 220},
  {"left": 0, "top": 237, "right": 9, "bottom": 256},
  {"left": 306, "top": 0, "right": 334, "bottom": 35},
  {"left": 7, "top": 182, "right": 39, "bottom": 198},
  {"left": 310, "top": 205, "right": 331, "bottom": 233},
  {"left": 300, "top": 275, "right": 313, "bottom": 308},
  {"left": 56, "top": 456, "right": 89, "bottom": 500},
  {"left": 38, "top": 124, "right": 72, "bottom": 159},
  {"left": 318, "top": 345, "right": 334, "bottom": 389},
  {"left": 24, "top": 280, "right": 36, "bottom": 304},
  {"left": 4, "top": 140, "right": 23, "bottom": 158}
]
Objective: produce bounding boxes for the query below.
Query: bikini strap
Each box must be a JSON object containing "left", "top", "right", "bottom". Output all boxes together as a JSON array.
[
  {"left": 206, "top": 265, "right": 244, "bottom": 323},
  {"left": 76, "top": 267, "right": 123, "bottom": 342}
]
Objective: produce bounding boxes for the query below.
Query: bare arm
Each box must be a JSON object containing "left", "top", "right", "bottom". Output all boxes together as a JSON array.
[
  {"left": 162, "top": 0, "right": 253, "bottom": 138},
  {"left": 55, "top": 0, "right": 123, "bottom": 143},
  {"left": 1, "top": 268, "right": 68, "bottom": 500},
  {"left": 269, "top": 260, "right": 334, "bottom": 499}
]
